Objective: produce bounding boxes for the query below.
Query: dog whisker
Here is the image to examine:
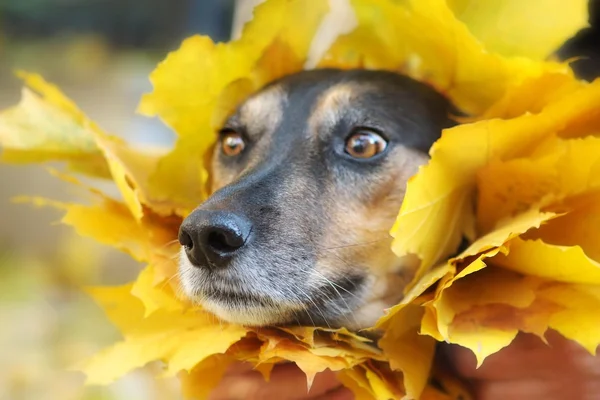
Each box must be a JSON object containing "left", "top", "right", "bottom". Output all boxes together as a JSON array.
[
  {"left": 311, "top": 264, "right": 362, "bottom": 301},
  {"left": 308, "top": 269, "right": 359, "bottom": 324},
  {"left": 162, "top": 238, "right": 181, "bottom": 247},
  {"left": 156, "top": 239, "right": 182, "bottom": 256},
  {"left": 291, "top": 282, "right": 331, "bottom": 328},
  {"left": 291, "top": 262, "right": 359, "bottom": 327},
  {"left": 317, "top": 236, "right": 391, "bottom": 251},
  {"left": 279, "top": 236, "right": 390, "bottom": 253}
]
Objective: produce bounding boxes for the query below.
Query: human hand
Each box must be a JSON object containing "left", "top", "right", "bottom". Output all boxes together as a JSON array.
[
  {"left": 443, "top": 330, "right": 600, "bottom": 400},
  {"left": 209, "top": 330, "right": 600, "bottom": 400}
]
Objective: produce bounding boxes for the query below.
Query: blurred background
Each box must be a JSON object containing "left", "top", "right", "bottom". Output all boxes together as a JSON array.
[
  {"left": 0, "top": 1, "right": 599, "bottom": 399},
  {"left": 0, "top": 1, "right": 246, "bottom": 399}
]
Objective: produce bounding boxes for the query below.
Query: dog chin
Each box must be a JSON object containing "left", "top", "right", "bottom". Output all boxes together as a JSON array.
[
  {"left": 178, "top": 249, "right": 296, "bottom": 326},
  {"left": 200, "top": 300, "right": 294, "bottom": 326},
  {"left": 177, "top": 249, "right": 376, "bottom": 329}
]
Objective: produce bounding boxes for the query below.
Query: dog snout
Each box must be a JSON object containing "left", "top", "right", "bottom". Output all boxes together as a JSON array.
[{"left": 178, "top": 210, "right": 253, "bottom": 269}]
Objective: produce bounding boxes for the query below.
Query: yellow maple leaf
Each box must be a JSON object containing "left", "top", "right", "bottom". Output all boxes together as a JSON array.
[
  {"left": 529, "top": 192, "right": 600, "bottom": 262},
  {"left": 320, "top": 0, "right": 571, "bottom": 115},
  {"left": 338, "top": 364, "right": 405, "bottom": 400},
  {"left": 179, "top": 354, "right": 235, "bottom": 400},
  {"left": 83, "top": 268, "right": 394, "bottom": 394},
  {"left": 448, "top": 0, "right": 588, "bottom": 60},
  {"left": 0, "top": 82, "right": 108, "bottom": 177},
  {"left": 22, "top": 73, "right": 147, "bottom": 219},
  {"left": 537, "top": 283, "right": 600, "bottom": 354},
  {"left": 131, "top": 265, "right": 187, "bottom": 317},
  {"left": 0, "top": 73, "right": 183, "bottom": 219},
  {"left": 411, "top": 205, "right": 600, "bottom": 366},
  {"left": 1, "top": 0, "right": 597, "bottom": 399},
  {"left": 378, "top": 305, "right": 436, "bottom": 400},
  {"left": 21, "top": 195, "right": 178, "bottom": 264},
  {"left": 478, "top": 70, "right": 583, "bottom": 120},
  {"left": 82, "top": 284, "right": 247, "bottom": 385},
  {"left": 136, "top": 0, "right": 330, "bottom": 215},
  {"left": 477, "top": 136, "right": 600, "bottom": 231},
  {"left": 393, "top": 79, "right": 600, "bottom": 283},
  {"left": 495, "top": 238, "right": 600, "bottom": 284},
  {"left": 429, "top": 265, "right": 600, "bottom": 365},
  {"left": 383, "top": 77, "right": 600, "bottom": 374}
]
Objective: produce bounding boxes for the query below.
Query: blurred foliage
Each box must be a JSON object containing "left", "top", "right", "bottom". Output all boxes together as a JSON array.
[
  {"left": 0, "top": 1, "right": 234, "bottom": 399},
  {"left": 0, "top": 234, "right": 182, "bottom": 400},
  {"left": 0, "top": 0, "right": 235, "bottom": 49}
]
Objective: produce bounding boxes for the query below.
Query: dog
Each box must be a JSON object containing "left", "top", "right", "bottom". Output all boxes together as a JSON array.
[{"left": 178, "top": 69, "right": 455, "bottom": 329}]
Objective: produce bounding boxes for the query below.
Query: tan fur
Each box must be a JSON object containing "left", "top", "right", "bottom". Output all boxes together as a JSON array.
[
  {"left": 211, "top": 85, "right": 287, "bottom": 193},
  {"left": 181, "top": 69, "right": 452, "bottom": 328},
  {"left": 211, "top": 81, "right": 431, "bottom": 327},
  {"left": 314, "top": 146, "right": 429, "bottom": 325},
  {"left": 239, "top": 84, "right": 287, "bottom": 137},
  {"left": 308, "top": 83, "right": 370, "bottom": 136}
]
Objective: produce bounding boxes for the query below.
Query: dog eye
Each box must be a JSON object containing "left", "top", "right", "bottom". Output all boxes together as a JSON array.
[
  {"left": 219, "top": 130, "right": 246, "bottom": 156},
  {"left": 345, "top": 130, "right": 387, "bottom": 159}
]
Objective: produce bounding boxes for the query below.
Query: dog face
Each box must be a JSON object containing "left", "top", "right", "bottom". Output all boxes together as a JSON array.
[{"left": 178, "top": 69, "right": 454, "bottom": 328}]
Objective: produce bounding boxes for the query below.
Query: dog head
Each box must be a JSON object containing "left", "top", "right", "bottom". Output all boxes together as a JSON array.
[{"left": 178, "top": 69, "right": 454, "bottom": 328}]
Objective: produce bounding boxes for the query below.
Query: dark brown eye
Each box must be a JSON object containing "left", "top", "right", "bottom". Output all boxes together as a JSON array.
[
  {"left": 345, "top": 130, "right": 387, "bottom": 159},
  {"left": 220, "top": 130, "right": 245, "bottom": 156}
]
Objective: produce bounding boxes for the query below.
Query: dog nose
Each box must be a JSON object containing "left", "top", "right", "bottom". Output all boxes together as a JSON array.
[{"left": 178, "top": 210, "right": 253, "bottom": 269}]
